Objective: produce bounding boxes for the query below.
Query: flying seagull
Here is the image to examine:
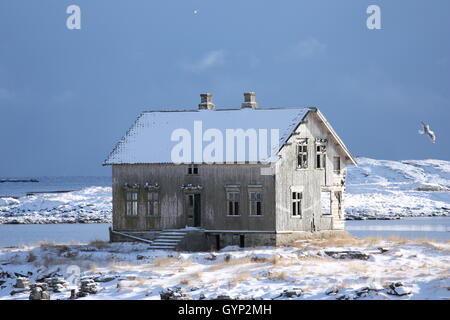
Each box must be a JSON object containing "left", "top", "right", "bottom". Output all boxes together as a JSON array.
[{"left": 419, "top": 121, "right": 436, "bottom": 143}]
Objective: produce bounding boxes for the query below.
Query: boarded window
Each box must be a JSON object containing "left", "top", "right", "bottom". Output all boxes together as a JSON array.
[
  {"left": 292, "top": 192, "right": 302, "bottom": 217},
  {"left": 297, "top": 139, "right": 308, "bottom": 169},
  {"left": 146, "top": 191, "right": 159, "bottom": 216},
  {"left": 321, "top": 191, "right": 331, "bottom": 215},
  {"left": 335, "top": 191, "right": 342, "bottom": 217},
  {"left": 227, "top": 192, "right": 240, "bottom": 216},
  {"left": 125, "top": 191, "right": 138, "bottom": 216},
  {"left": 333, "top": 156, "right": 341, "bottom": 173},
  {"left": 249, "top": 191, "right": 263, "bottom": 216},
  {"left": 188, "top": 164, "right": 199, "bottom": 175}
]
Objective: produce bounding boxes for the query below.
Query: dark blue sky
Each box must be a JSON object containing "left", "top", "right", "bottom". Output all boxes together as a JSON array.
[{"left": 1, "top": 0, "right": 449, "bottom": 176}]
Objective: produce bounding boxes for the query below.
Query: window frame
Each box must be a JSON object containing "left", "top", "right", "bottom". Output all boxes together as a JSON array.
[
  {"left": 145, "top": 191, "right": 159, "bottom": 217},
  {"left": 315, "top": 139, "right": 327, "bottom": 169},
  {"left": 187, "top": 164, "right": 199, "bottom": 175},
  {"left": 226, "top": 191, "right": 240, "bottom": 216},
  {"left": 296, "top": 138, "right": 308, "bottom": 169},
  {"left": 125, "top": 190, "right": 139, "bottom": 217},
  {"left": 321, "top": 190, "right": 332, "bottom": 215},
  {"left": 291, "top": 191, "right": 302, "bottom": 217},
  {"left": 249, "top": 190, "right": 263, "bottom": 216}
]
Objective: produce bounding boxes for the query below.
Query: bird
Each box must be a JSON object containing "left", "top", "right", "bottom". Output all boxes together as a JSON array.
[{"left": 419, "top": 121, "right": 436, "bottom": 143}]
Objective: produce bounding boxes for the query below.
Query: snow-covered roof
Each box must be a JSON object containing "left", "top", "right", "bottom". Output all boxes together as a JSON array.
[{"left": 104, "top": 107, "right": 311, "bottom": 165}]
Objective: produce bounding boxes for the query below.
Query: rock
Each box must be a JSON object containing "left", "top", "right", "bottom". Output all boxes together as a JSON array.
[
  {"left": 325, "top": 286, "right": 339, "bottom": 295},
  {"left": 14, "top": 277, "right": 29, "bottom": 289},
  {"left": 213, "top": 295, "right": 234, "bottom": 300},
  {"left": 77, "top": 279, "right": 99, "bottom": 296},
  {"left": 336, "top": 294, "right": 351, "bottom": 300},
  {"left": 282, "top": 288, "right": 303, "bottom": 298},
  {"left": 324, "top": 250, "right": 371, "bottom": 260},
  {"left": 205, "top": 253, "right": 217, "bottom": 261},
  {"left": 29, "top": 283, "right": 50, "bottom": 300},
  {"left": 160, "top": 287, "right": 191, "bottom": 300},
  {"left": 386, "top": 282, "right": 412, "bottom": 296},
  {"left": 94, "top": 275, "right": 116, "bottom": 283},
  {"left": 45, "top": 277, "right": 69, "bottom": 292},
  {"left": 224, "top": 254, "right": 231, "bottom": 263}
]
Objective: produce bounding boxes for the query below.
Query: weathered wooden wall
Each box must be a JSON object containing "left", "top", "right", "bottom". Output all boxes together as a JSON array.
[
  {"left": 112, "top": 164, "right": 276, "bottom": 232},
  {"left": 275, "top": 111, "right": 346, "bottom": 232}
]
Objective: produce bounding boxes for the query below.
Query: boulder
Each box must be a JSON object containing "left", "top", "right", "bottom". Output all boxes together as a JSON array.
[
  {"left": 77, "top": 279, "right": 99, "bottom": 297},
  {"left": 160, "top": 287, "right": 191, "bottom": 300},
  {"left": 281, "top": 288, "right": 303, "bottom": 298},
  {"left": 14, "top": 277, "right": 29, "bottom": 289},
  {"left": 324, "top": 250, "right": 371, "bottom": 260},
  {"left": 325, "top": 286, "right": 339, "bottom": 295},
  {"left": 29, "top": 283, "right": 50, "bottom": 300}
]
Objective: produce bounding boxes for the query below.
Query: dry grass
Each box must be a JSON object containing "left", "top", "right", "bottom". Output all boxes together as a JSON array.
[
  {"left": 207, "top": 257, "right": 252, "bottom": 271},
  {"left": 232, "top": 272, "right": 251, "bottom": 283},
  {"left": 88, "top": 239, "right": 110, "bottom": 249},
  {"left": 267, "top": 271, "right": 288, "bottom": 281},
  {"left": 153, "top": 257, "right": 178, "bottom": 267}
]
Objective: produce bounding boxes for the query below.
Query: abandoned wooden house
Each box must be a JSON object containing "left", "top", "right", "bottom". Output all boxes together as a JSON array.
[{"left": 104, "top": 92, "right": 356, "bottom": 251}]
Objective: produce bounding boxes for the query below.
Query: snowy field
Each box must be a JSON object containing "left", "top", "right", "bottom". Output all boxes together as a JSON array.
[
  {"left": 346, "top": 158, "right": 450, "bottom": 219},
  {"left": 0, "top": 158, "right": 449, "bottom": 224},
  {"left": 0, "top": 236, "right": 448, "bottom": 300}
]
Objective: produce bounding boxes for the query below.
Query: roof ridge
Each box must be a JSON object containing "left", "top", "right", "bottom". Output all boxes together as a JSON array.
[{"left": 141, "top": 106, "right": 315, "bottom": 113}]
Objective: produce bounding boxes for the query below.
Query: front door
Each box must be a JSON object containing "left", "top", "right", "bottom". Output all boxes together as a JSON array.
[
  {"left": 193, "top": 194, "right": 201, "bottom": 227},
  {"left": 186, "top": 193, "right": 201, "bottom": 227}
]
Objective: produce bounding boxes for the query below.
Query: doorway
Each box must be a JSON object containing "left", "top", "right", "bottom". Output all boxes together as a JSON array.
[{"left": 186, "top": 193, "right": 201, "bottom": 227}]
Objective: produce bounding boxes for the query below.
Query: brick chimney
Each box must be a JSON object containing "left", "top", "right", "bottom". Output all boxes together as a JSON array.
[
  {"left": 198, "top": 93, "right": 216, "bottom": 110},
  {"left": 241, "top": 92, "right": 258, "bottom": 109}
]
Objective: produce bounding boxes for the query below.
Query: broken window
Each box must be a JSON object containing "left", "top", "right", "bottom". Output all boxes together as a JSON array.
[
  {"left": 125, "top": 191, "right": 138, "bottom": 216},
  {"left": 227, "top": 192, "right": 240, "bottom": 216},
  {"left": 333, "top": 156, "right": 341, "bottom": 174},
  {"left": 321, "top": 191, "right": 331, "bottom": 215},
  {"left": 187, "top": 164, "right": 199, "bottom": 175},
  {"left": 292, "top": 192, "right": 302, "bottom": 217},
  {"left": 146, "top": 191, "right": 159, "bottom": 216},
  {"left": 297, "top": 139, "right": 308, "bottom": 169},
  {"left": 249, "top": 191, "right": 263, "bottom": 216},
  {"left": 315, "top": 139, "right": 327, "bottom": 169}
]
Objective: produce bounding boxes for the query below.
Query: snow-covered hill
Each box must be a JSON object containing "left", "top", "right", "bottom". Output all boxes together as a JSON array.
[
  {"left": 346, "top": 158, "right": 450, "bottom": 219},
  {"left": 0, "top": 158, "right": 449, "bottom": 223}
]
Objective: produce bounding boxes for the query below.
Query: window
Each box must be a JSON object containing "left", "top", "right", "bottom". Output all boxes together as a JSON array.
[
  {"left": 333, "top": 156, "right": 341, "bottom": 173},
  {"left": 297, "top": 139, "right": 308, "bottom": 169},
  {"left": 292, "top": 192, "right": 302, "bottom": 217},
  {"left": 125, "top": 191, "right": 138, "bottom": 216},
  {"left": 227, "top": 192, "right": 240, "bottom": 216},
  {"left": 188, "top": 164, "right": 199, "bottom": 175},
  {"left": 146, "top": 191, "right": 159, "bottom": 216},
  {"left": 249, "top": 191, "right": 262, "bottom": 216},
  {"left": 315, "top": 140, "right": 327, "bottom": 169},
  {"left": 321, "top": 191, "right": 331, "bottom": 215}
]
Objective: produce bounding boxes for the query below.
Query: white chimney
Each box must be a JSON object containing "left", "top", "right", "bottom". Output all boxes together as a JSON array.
[
  {"left": 198, "top": 93, "right": 216, "bottom": 110},
  {"left": 241, "top": 92, "right": 258, "bottom": 109}
]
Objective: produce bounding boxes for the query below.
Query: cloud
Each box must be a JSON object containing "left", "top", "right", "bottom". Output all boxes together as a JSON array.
[
  {"left": 182, "top": 50, "right": 226, "bottom": 72},
  {"left": 279, "top": 37, "right": 326, "bottom": 61}
]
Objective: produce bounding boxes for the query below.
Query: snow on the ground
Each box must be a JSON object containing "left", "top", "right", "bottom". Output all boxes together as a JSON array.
[
  {"left": 0, "top": 187, "right": 111, "bottom": 224},
  {"left": 346, "top": 158, "right": 450, "bottom": 219},
  {"left": 0, "top": 158, "right": 449, "bottom": 223},
  {"left": 0, "top": 238, "right": 448, "bottom": 300}
]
